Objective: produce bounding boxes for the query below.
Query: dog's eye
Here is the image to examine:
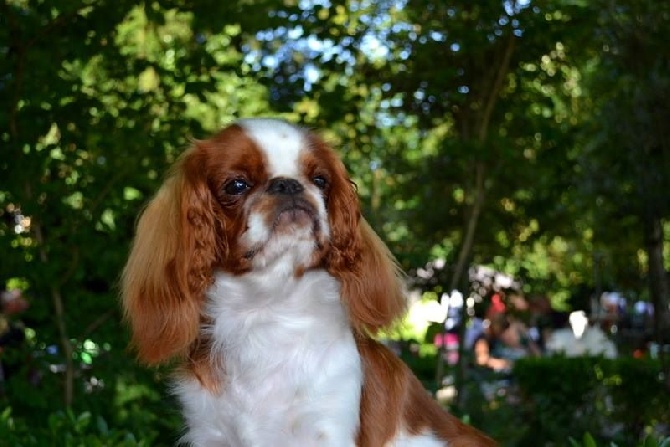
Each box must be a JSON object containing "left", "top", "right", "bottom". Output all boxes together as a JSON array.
[
  {"left": 312, "top": 175, "right": 328, "bottom": 190},
  {"left": 224, "top": 178, "right": 250, "bottom": 195}
]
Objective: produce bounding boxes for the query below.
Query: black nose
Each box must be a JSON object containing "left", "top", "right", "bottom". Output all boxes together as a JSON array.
[{"left": 267, "top": 178, "right": 304, "bottom": 195}]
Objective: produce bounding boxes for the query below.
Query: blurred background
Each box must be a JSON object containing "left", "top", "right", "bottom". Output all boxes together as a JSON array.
[{"left": 1, "top": 0, "right": 669, "bottom": 445}]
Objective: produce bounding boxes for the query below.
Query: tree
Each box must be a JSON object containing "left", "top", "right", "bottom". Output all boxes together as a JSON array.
[
  {"left": 0, "top": 0, "right": 270, "bottom": 415},
  {"left": 579, "top": 0, "right": 670, "bottom": 382}
]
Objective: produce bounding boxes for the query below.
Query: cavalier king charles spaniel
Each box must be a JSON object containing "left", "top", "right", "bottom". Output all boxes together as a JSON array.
[{"left": 122, "top": 118, "right": 496, "bottom": 447}]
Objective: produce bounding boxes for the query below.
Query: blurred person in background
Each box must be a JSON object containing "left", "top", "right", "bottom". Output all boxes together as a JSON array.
[
  {"left": 0, "top": 287, "right": 29, "bottom": 386},
  {"left": 545, "top": 310, "right": 618, "bottom": 358},
  {"left": 529, "top": 295, "right": 570, "bottom": 353},
  {"left": 473, "top": 313, "right": 540, "bottom": 373}
]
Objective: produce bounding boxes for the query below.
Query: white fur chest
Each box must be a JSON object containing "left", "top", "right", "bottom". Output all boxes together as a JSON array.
[{"left": 174, "top": 270, "right": 362, "bottom": 447}]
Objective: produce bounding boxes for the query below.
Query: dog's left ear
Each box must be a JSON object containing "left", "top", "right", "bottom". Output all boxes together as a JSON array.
[
  {"left": 324, "top": 154, "right": 406, "bottom": 334},
  {"left": 334, "top": 218, "right": 407, "bottom": 334}
]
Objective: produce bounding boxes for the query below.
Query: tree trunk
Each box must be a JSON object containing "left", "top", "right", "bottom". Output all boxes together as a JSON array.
[
  {"left": 33, "top": 217, "right": 75, "bottom": 408},
  {"left": 434, "top": 31, "right": 516, "bottom": 399},
  {"left": 434, "top": 163, "right": 486, "bottom": 397},
  {"left": 644, "top": 215, "right": 670, "bottom": 388}
]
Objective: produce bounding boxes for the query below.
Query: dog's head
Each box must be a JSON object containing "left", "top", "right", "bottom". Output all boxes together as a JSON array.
[{"left": 121, "top": 119, "right": 405, "bottom": 364}]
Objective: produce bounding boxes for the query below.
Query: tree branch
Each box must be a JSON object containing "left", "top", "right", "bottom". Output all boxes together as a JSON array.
[{"left": 478, "top": 31, "right": 516, "bottom": 142}]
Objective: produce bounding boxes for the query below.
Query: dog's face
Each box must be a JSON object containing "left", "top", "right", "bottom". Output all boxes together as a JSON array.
[{"left": 182, "top": 119, "right": 355, "bottom": 276}]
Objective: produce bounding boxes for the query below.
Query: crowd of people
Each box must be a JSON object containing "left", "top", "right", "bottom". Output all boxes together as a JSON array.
[{"left": 464, "top": 291, "right": 618, "bottom": 375}]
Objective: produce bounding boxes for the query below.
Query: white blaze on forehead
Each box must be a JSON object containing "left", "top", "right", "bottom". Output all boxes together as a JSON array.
[{"left": 238, "top": 118, "right": 307, "bottom": 178}]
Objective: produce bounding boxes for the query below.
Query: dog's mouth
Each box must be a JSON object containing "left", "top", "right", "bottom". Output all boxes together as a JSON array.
[
  {"left": 272, "top": 201, "right": 317, "bottom": 229},
  {"left": 242, "top": 198, "right": 323, "bottom": 261}
]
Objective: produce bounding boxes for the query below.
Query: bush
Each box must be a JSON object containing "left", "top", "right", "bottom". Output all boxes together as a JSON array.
[
  {"left": 0, "top": 349, "right": 183, "bottom": 446},
  {"left": 0, "top": 407, "right": 155, "bottom": 447},
  {"left": 513, "top": 356, "right": 670, "bottom": 446},
  {"left": 569, "top": 432, "right": 670, "bottom": 447}
]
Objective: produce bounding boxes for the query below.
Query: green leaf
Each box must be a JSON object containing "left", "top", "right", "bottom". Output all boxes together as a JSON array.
[
  {"left": 582, "top": 432, "right": 598, "bottom": 447},
  {"left": 96, "top": 416, "right": 109, "bottom": 436}
]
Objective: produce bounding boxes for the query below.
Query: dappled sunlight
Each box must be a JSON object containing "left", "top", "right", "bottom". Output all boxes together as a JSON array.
[{"left": 1, "top": 0, "right": 669, "bottom": 444}]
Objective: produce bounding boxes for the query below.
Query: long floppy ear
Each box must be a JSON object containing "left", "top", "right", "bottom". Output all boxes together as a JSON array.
[
  {"left": 335, "top": 218, "right": 407, "bottom": 334},
  {"left": 326, "top": 158, "right": 406, "bottom": 334},
  {"left": 121, "top": 147, "right": 222, "bottom": 365}
]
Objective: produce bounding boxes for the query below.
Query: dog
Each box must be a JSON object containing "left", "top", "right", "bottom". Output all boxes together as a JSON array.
[{"left": 122, "top": 118, "right": 497, "bottom": 446}]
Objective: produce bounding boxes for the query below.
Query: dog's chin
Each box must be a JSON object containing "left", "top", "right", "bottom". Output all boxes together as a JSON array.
[
  {"left": 243, "top": 210, "right": 325, "bottom": 274},
  {"left": 273, "top": 207, "right": 315, "bottom": 230}
]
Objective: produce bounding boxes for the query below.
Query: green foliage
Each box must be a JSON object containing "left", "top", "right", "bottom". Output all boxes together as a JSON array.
[
  {"left": 0, "top": 351, "right": 182, "bottom": 445},
  {"left": 1, "top": 0, "right": 669, "bottom": 444},
  {"left": 453, "top": 356, "right": 670, "bottom": 445},
  {"left": 402, "top": 352, "right": 670, "bottom": 445},
  {"left": 569, "top": 432, "right": 670, "bottom": 447},
  {"left": 512, "top": 357, "right": 670, "bottom": 446},
  {"left": 0, "top": 0, "right": 271, "bottom": 404},
  {"left": 576, "top": 0, "right": 670, "bottom": 296},
  {"left": 0, "top": 406, "right": 159, "bottom": 446}
]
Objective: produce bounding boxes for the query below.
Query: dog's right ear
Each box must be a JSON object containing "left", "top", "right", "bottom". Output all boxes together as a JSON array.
[{"left": 121, "top": 147, "right": 223, "bottom": 365}]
